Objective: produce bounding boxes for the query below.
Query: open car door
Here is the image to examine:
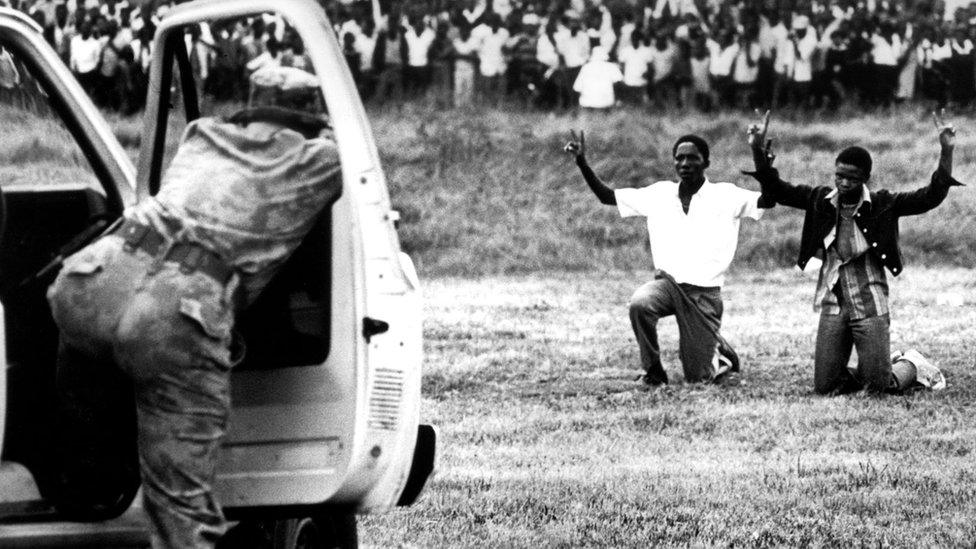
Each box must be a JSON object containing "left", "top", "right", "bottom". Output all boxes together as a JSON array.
[
  {"left": 0, "top": 5, "right": 141, "bottom": 546},
  {"left": 139, "top": 0, "right": 433, "bottom": 533},
  {"left": 0, "top": 0, "right": 432, "bottom": 545}
]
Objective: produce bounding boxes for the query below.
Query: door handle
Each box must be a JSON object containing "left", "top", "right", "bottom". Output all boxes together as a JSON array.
[{"left": 363, "top": 317, "right": 390, "bottom": 343}]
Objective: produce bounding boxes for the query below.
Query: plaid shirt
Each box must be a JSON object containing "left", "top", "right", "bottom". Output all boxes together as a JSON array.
[{"left": 814, "top": 187, "right": 890, "bottom": 319}]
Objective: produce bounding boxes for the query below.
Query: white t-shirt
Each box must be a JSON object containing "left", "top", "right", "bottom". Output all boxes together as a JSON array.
[
  {"left": 356, "top": 32, "right": 378, "bottom": 72},
  {"left": 619, "top": 44, "right": 652, "bottom": 86},
  {"left": 931, "top": 41, "right": 953, "bottom": 62},
  {"left": 791, "top": 31, "right": 819, "bottom": 82},
  {"left": 771, "top": 24, "right": 792, "bottom": 74},
  {"left": 617, "top": 22, "right": 636, "bottom": 59},
  {"left": 403, "top": 26, "right": 435, "bottom": 67},
  {"left": 573, "top": 59, "right": 622, "bottom": 108},
  {"left": 537, "top": 33, "right": 560, "bottom": 68},
  {"left": 871, "top": 33, "right": 902, "bottom": 66},
  {"left": 477, "top": 27, "right": 510, "bottom": 76},
  {"left": 649, "top": 42, "right": 677, "bottom": 82},
  {"left": 708, "top": 40, "right": 738, "bottom": 77},
  {"left": 557, "top": 30, "right": 591, "bottom": 68},
  {"left": 733, "top": 42, "right": 761, "bottom": 83},
  {"left": 615, "top": 180, "right": 763, "bottom": 287},
  {"left": 70, "top": 35, "right": 101, "bottom": 74}
]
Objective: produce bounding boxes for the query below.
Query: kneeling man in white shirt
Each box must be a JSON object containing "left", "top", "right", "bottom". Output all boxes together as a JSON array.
[{"left": 564, "top": 131, "right": 772, "bottom": 384}]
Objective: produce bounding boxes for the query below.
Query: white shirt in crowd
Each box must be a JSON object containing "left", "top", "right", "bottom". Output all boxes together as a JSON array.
[
  {"left": 791, "top": 30, "right": 819, "bottom": 82},
  {"left": 619, "top": 43, "right": 653, "bottom": 87},
  {"left": 732, "top": 41, "right": 761, "bottom": 83},
  {"left": 557, "top": 30, "right": 591, "bottom": 68},
  {"left": 130, "top": 37, "right": 152, "bottom": 72},
  {"left": 930, "top": 40, "right": 954, "bottom": 62},
  {"left": 757, "top": 15, "right": 778, "bottom": 59},
  {"left": 589, "top": 7, "right": 616, "bottom": 51},
  {"left": 573, "top": 48, "right": 622, "bottom": 108},
  {"left": 871, "top": 33, "right": 902, "bottom": 66},
  {"left": 707, "top": 39, "right": 737, "bottom": 77},
  {"left": 340, "top": 24, "right": 378, "bottom": 73},
  {"left": 476, "top": 25, "right": 510, "bottom": 77},
  {"left": 771, "top": 23, "right": 792, "bottom": 74},
  {"left": 493, "top": 0, "right": 513, "bottom": 19},
  {"left": 403, "top": 25, "right": 435, "bottom": 67},
  {"left": 69, "top": 34, "right": 101, "bottom": 74},
  {"left": 356, "top": 32, "right": 378, "bottom": 73},
  {"left": 617, "top": 21, "right": 636, "bottom": 59},
  {"left": 536, "top": 33, "right": 560, "bottom": 70},
  {"left": 615, "top": 180, "right": 764, "bottom": 287},
  {"left": 649, "top": 41, "right": 677, "bottom": 82}
]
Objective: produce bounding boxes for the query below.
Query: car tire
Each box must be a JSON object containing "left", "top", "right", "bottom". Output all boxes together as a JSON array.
[{"left": 273, "top": 513, "right": 358, "bottom": 549}]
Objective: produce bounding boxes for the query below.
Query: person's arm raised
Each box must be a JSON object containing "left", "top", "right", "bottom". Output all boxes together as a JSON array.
[
  {"left": 743, "top": 110, "right": 819, "bottom": 210},
  {"left": 892, "top": 110, "right": 965, "bottom": 217},
  {"left": 370, "top": 0, "right": 387, "bottom": 31},
  {"left": 936, "top": 109, "right": 954, "bottom": 176},
  {"left": 564, "top": 130, "right": 617, "bottom": 206}
]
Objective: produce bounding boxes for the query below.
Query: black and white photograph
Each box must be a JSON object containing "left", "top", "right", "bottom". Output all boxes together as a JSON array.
[{"left": 0, "top": 0, "right": 973, "bottom": 547}]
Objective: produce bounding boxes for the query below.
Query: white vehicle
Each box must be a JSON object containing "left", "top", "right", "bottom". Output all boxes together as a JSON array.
[{"left": 0, "top": 1, "right": 434, "bottom": 546}]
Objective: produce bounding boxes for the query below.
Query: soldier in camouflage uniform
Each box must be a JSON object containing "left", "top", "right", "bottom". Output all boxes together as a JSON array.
[{"left": 47, "top": 108, "right": 342, "bottom": 548}]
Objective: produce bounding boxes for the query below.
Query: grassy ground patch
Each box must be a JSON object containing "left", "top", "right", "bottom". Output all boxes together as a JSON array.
[{"left": 361, "top": 268, "right": 976, "bottom": 547}]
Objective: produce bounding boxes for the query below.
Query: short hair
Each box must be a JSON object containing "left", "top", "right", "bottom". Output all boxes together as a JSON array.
[
  {"left": 836, "top": 146, "right": 872, "bottom": 177},
  {"left": 672, "top": 134, "right": 710, "bottom": 163}
]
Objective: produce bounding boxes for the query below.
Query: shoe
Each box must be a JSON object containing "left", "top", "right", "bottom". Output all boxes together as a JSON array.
[
  {"left": 900, "top": 349, "right": 947, "bottom": 390},
  {"left": 712, "top": 354, "right": 734, "bottom": 383},
  {"left": 635, "top": 373, "right": 667, "bottom": 386}
]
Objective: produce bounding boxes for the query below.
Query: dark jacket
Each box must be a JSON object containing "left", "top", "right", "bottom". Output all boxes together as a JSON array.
[{"left": 746, "top": 166, "right": 962, "bottom": 276}]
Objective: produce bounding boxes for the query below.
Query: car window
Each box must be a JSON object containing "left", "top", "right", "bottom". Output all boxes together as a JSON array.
[{"left": 0, "top": 45, "right": 101, "bottom": 192}]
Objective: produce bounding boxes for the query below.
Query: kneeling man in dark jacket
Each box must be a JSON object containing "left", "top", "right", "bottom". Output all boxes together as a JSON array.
[{"left": 744, "top": 114, "right": 963, "bottom": 394}]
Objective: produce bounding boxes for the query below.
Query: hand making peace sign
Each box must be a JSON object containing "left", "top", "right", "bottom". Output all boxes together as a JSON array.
[
  {"left": 564, "top": 129, "right": 586, "bottom": 159},
  {"left": 933, "top": 109, "right": 956, "bottom": 150},
  {"left": 746, "top": 109, "right": 774, "bottom": 169}
]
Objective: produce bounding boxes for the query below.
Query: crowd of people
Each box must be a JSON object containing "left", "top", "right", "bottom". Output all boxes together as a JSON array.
[
  {"left": 331, "top": 0, "right": 976, "bottom": 111},
  {"left": 4, "top": 0, "right": 976, "bottom": 114},
  {"left": 1, "top": 0, "right": 325, "bottom": 114}
]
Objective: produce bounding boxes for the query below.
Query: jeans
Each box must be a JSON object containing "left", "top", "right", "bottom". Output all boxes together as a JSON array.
[
  {"left": 814, "top": 305, "right": 894, "bottom": 394},
  {"left": 628, "top": 274, "right": 723, "bottom": 384}
]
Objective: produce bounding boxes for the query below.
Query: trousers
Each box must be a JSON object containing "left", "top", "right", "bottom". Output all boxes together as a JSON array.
[
  {"left": 628, "top": 274, "right": 723, "bottom": 383},
  {"left": 47, "top": 234, "right": 239, "bottom": 549},
  {"left": 814, "top": 305, "right": 913, "bottom": 395}
]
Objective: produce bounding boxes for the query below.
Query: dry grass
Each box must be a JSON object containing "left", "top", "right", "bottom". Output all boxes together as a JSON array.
[{"left": 361, "top": 268, "right": 976, "bottom": 547}]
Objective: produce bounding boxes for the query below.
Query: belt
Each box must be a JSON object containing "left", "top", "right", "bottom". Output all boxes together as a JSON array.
[{"left": 111, "top": 218, "right": 235, "bottom": 284}]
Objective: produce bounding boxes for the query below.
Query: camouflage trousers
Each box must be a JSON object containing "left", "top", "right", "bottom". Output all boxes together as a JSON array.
[{"left": 47, "top": 233, "right": 240, "bottom": 549}]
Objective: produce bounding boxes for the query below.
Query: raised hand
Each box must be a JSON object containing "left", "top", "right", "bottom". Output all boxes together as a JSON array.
[
  {"left": 746, "top": 109, "right": 775, "bottom": 169},
  {"left": 933, "top": 109, "right": 956, "bottom": 176},
  {"left": 933, "top": 109, "right": 955, "bottom": 150},
  {"left": 564, "top": 129, "right": 586, "bottom": 159}
]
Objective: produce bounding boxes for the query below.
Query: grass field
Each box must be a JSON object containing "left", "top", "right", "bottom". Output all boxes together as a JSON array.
[
  {"left": 360, "top": 268, "right": 976, "bottom": 547},
  {"left": 356, "top": 104, "right": 976, "bottom": 546}
]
